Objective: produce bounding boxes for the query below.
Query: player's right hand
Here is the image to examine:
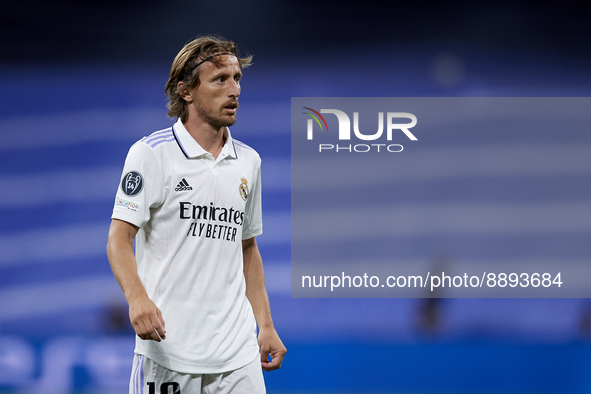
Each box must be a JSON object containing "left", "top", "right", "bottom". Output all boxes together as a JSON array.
[{"left": 128, "top": 296, "right": 166, "bottom": 342}]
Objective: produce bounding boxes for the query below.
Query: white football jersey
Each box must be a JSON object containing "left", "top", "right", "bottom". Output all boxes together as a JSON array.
[{"left": 112, "top": 119, "right": 262, "bottom": 373}]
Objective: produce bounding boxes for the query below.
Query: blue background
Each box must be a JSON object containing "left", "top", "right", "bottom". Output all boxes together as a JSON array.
[{"left": 1, "top": 1, "right": 591, "bottom": 393}]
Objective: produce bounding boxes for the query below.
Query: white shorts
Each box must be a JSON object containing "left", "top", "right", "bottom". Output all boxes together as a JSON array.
[{"left": 129, "top": 353, "right": 266, "bottom": 394}]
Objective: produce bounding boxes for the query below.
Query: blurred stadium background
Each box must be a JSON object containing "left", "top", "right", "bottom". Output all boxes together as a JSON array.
[{"left": 1, "top": 0, "right": 591, "bottom": 393}]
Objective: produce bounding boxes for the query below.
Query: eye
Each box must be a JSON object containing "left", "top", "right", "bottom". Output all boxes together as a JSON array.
[
  {"left": 214, "top": 76, "right": 224, "bottom": 83},
  {"left": 234, "top": 75, "right": 241, "bottom": 83}
]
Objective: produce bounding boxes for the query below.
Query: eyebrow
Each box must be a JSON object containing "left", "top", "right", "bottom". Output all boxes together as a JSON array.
[{"left": 210, "top": 68, "right": 242, "bottom": 79}]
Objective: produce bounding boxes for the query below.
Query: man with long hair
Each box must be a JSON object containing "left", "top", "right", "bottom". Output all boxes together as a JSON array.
[{"left": 107, "top": 35, "right": 285, "bottom": 393}]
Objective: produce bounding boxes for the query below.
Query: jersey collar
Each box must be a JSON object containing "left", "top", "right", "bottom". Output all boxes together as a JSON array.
[{"left": 172, "top": 118, "right": 238, "bottom": 160}]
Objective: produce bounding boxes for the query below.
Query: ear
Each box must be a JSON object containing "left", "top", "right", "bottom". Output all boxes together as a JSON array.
[{"left": 177, "top": 81, "right": 193, "bottom": 103}]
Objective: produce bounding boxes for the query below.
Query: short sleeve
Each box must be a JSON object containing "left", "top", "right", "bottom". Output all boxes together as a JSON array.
[
  {"left": 111, "top": 141, "right": 165, "bottom": 228},
  {"left": 242, "top": 161, "right": 263, "bottom": 240}
]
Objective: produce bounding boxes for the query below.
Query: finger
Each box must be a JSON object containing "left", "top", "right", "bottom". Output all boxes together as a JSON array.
[
  {"left": 136, "top": 328, "right": 153, "bottom": 341},
  {"left": 132, "top": 319, "right": 141, "bottom": 333},
  {"left": 261, "top": 357, "right": 282, "bottom": 371},
  {"left": 133, "top": 322, "right": 145, "bottom": 339},
  {"left": 140, "top": 316, "right": 162, "bottom": 342},
  {"left": 151, "top": 322, "right": 165, "bottom": 341},
  {"left": 261, "top": 352, "right": 284, "bottom": 371},
  {"left": 157, "top": 308, "right": 166, "bottom": 330},
  {"left": 152, "top": 312, "right": 166, "bottom": 340},
  {"left": 135, "top": 318, "right": 150, "bottom": 337},
  {"left": 147, "top": 319, "right": 162, "bottom": 342}
]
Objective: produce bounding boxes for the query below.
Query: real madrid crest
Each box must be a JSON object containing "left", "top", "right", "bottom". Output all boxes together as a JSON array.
[{"left": 239, "top": 177, "right": 249, "bottom": 201}]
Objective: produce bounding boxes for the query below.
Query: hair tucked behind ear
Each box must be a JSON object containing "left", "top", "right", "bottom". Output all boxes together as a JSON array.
[{"left": 165, "top": 35, "right": 253, "bottom": 123}]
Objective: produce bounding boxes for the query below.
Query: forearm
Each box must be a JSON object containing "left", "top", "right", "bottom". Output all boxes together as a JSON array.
[
  {"left": 242, "top": 237, "right": 286, "bottom": 370},
  {"left": 242, "top": 237, "right": 274, "bottom": 330},
  {"left": 107, "top": 219, "right": 166, "bottom": 341},
  {"left": 106, "top": 219, "right": 147, "bottom": 303}
]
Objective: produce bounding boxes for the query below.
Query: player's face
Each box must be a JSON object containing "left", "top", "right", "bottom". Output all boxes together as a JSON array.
[{"left": 191, "top": 55, "right": 242, "bottom": 129}]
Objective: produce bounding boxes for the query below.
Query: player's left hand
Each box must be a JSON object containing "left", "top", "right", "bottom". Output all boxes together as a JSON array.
[{"left": 258, "top": 327, "right": 286, "bottom": 371}]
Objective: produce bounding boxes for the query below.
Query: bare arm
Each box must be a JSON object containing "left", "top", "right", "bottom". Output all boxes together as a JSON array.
[
  {"left": 242, "top": 237, "right": 286, "bottom": 371},
  {"left": 107, "top": 219, "right": 166, "bottom": 341}
]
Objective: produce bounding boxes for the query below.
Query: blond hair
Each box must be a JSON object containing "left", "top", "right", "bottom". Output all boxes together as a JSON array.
[{"left": 164, "top": 35, "right": 253, "bottom": 122}]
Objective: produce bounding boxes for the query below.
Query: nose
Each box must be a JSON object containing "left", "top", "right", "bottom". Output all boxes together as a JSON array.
[{"left": 228, "top": 79, "right": 240, "bottom": 98}]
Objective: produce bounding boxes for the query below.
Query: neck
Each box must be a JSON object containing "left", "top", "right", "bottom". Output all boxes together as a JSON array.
[{"left": 183, "top": 117, "right": 227, "bottom": 159}]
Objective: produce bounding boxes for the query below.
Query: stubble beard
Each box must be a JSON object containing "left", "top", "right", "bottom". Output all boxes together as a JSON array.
[{"left": 195, "top": 103, "right": 237, "bottom": 129}]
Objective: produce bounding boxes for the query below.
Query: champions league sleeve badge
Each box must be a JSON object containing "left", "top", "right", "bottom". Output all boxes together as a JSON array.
[
  {"left": 121, "top": 171, "right": 144, "bottom": 196},
  {"left": 239, "top": 177, "right": 249, "bottom": 201}
]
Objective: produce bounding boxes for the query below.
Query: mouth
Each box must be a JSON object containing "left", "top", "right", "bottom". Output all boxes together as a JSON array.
[{"left": 223, "top": 101, "right": 238, "bottom": 114}]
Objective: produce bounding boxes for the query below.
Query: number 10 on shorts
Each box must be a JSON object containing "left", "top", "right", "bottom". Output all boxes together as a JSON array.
[{"left": 147, "top": 381, "right": 180, "bottom": 394}]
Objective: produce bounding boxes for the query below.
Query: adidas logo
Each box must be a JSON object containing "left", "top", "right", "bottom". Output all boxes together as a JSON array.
[{"left": 175, "top": 178, "right": 193, "bottom": 192}]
